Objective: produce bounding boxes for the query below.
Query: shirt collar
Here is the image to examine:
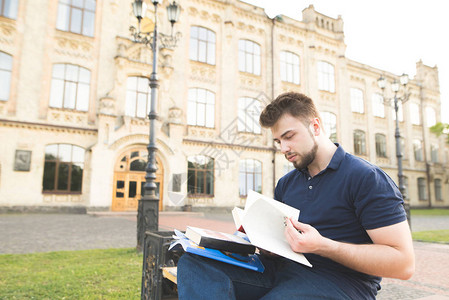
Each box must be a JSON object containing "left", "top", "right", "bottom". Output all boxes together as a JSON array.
[
  {"left": 299, "top": 143, "right": 345, "bottom": 175},
  {"left": 327, "top": 143, "right": 345, "bottom": 170}
]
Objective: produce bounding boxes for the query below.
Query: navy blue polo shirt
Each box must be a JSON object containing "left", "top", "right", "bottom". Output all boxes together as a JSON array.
[{"left": 274, "top": 144, "right": 406, "bottom": 298}]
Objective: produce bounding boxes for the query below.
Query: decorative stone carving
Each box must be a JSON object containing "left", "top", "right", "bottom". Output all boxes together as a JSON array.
[
  {"left": 189, "top": 63, "right": 216, "bottom": 83},
  {"left": 239, "top": 73, "right": 262, "bottom": 91},
  {"left": 0, "top": 21, "right": 15, "bottom": 45},
  {"left": 48, "top": 109, "right": 88, "bottom": 125},
  {"left": 99, "top": 97, "right": 116, "bottom": 115},
  {"left": 54, "top": 33, "right": 94, "bottom": 59},
  {"left": 168, "top": 106, "right": 182, "bottom": 124}
]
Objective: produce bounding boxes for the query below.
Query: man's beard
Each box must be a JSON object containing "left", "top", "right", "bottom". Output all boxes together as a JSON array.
[{"left": 292, "top": 140, "right": 318, "bottom": 171}]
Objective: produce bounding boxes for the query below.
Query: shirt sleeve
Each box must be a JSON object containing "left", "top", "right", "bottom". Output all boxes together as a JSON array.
[{"left": 353, "top": 167, "right": 407, "bottom": 230}]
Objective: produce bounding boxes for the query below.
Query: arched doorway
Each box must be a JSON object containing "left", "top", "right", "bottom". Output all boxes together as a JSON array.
[{"left": 112, "top": 148, "right": 164, "bottom": 211}]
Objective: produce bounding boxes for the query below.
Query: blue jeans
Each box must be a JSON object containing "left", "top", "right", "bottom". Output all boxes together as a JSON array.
[{"left": 177, "top": 253, "right": 352, "bottom": 299}]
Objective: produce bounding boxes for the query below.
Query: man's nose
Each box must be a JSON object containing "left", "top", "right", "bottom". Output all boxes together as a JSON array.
[{"left": 280, "top": 141, "right": 290, "bottom": 154}]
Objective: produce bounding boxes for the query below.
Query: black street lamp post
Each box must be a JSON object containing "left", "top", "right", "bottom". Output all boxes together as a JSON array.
[
  {"left": 377, "top": 73, "right": 411, "bottom": 224},
  {"left": 130, "top": 0, "right": 181, "bottom": 251}
]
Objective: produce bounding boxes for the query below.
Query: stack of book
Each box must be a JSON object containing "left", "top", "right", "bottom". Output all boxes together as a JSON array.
[{"left": 169, "top": 190, "right": 312, "bottom": 272}]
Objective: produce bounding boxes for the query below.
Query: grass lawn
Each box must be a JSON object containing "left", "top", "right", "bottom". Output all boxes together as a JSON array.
[
  {"left": 411, "top": 209, "right": 449, "bottom": 216},
  {"left": 0, "top": 248, "right": 141, "bottom": 299}
]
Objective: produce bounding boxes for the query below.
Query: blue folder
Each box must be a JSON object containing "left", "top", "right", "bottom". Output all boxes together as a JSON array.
[{"left": 169, "top": 230, "right": 265, "bottom": 273}]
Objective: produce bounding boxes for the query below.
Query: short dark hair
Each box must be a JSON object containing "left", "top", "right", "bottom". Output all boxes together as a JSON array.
[{"left": 259, "top": 92, "right": 321, "bottom": 128}]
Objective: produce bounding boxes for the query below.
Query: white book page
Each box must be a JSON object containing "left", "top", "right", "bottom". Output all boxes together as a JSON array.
[
  {"left": 246, "top": 190, "right": 299, "bottom": 220},
  {"left": 242, "top": 197, "right": 312, "bottom": 267}
]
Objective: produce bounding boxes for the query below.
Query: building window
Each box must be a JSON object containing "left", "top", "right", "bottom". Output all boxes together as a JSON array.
[
  {"left": 401, "top": 137, "right": 408, "bottom": 160},
  {"left": 372, "top": 93, "right": 385, "bottom": 118},
  {"left": 238, "top": 97, "right": 261, "bottom": 134},
  {"left": 49, "top": 64, "right": 90, "bottom": 111},
  {"left": 0, "top": 52, "right": 12, "bottom": 101},
  {"left": 238, "top": 39, "right": 261, "bottom": 75},
  {"left": 239, "top": 159, "right": 262, "bottom": 197},
  {"left": 413, "top": 139, "right": 423, "bottom": 162},
  {"left": 392, "top": 100, "right": 404, "bottom": 122},
  {"left": 321, "top": 111, "right": 337, "bottom": 142},
  {"left": 125, "top": 76, "right": 150, "bottom": 118},
  {"left": 280, "top": 51, "right": 300, "bottom": 84},
  {"left": 187, "top": 155, "right": 214, "bottom": 196},
  {"left": 426, "top": 107, "right": 436, "bottom": 127},
  {"left": 410, "top": 103, "right": 421, "bottom": 125},
  {"left": 434, "top": 179, "right": 442, "bottom": 201},
  {"left": 190, "top": 26, "right": 215, "bottom": 65},
  {"left": 0, "top": 0, "right": 18, "bottom": 19},
  {"left": 56, "top": 0, "right": 96, "bottom": 37},
  {"left": 375, "top": 133, "right": 387, "bottom": 158},
  {"left": 353, "top": 130, "right": 366, "bottom": 155},
  {"left": 317, "top": 61, "right": 335, "bottom": 92},
  {"left": 431, "top": 144, "right": 439, "bottom": 163},
  {"left": 42, "top": 144, "right": 85, "bottom": 193},
  {"left": 417, "top": 177, "right": 427, "bottom": 201},
  {"left": 187, "top": 88, "right": 215, "bottom": 128},
  {"left": 350, "top": 88, "right": 364, "bottom": 113}
]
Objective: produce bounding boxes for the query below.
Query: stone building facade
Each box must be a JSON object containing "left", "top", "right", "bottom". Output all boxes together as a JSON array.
[{"left": 0, "top": 0, "right": 448, "bottom": 212}]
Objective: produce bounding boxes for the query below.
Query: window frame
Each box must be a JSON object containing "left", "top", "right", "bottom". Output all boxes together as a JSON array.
[
  {"left": 353, "top": 130, "right": 366, "bottom": 156},
  {"left": 413, "top": 139, "right": 424, "bottom": 162},
  {"left": 0, "top": 0, "right": 18, "bottom": 19},
  {"left": 0, "top": 52, "right": 13, "bottom": 101},
  {"left": 417, "top": 177, "right": 427, "bottom": 201},
  {"left": 280, "top": 50, "right": 300, "bottom": 84},
  {"left": 239, "top": 159, "right": 262, "bottom": 197},
  {"left": 321, "top": 111, "right": 337, "bottom": 142},
  {"left": 56, "top": 0, "right": 96, "bottom": 37},
  {"left": 317, "top": 61, "right": 335, "bottom": 92},
  {"left": 189, "top": 26, "right": 216, "bottom": 65},
  {"left": 187, "top": 155, "right": 214, "bottom": 197},
  {"left": 350, "top": 88, "right": 364, "bottom": 114},
  {"left": 372, "top": 93, "right": 385, "bottom": 118},
  {"left": 375, "top": 133, "right": 387, "bottom": 158},
  {"left": 49, "top": 63, "right": 91, "bottom": 111},
  {"left": 42, "top": 144, "right": 85, "bottom": 194},
  {"left": 125, "top": 76, "right": 150, "bottom": 119},
  {"left": 187, "top": 88, "right": 215, "bottom": 128},
  {"left": 238, "top": 97, "right": 261, "bottom": 134},
  {"left": 238, "top": 39, "right": 261, "bottom": 75}
]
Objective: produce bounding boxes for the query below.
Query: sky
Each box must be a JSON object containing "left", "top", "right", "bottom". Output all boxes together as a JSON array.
[{"left": 242, "top": 0, "right": 449, "bottom": 123}]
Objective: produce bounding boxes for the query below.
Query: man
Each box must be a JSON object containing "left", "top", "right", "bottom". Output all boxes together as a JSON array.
[{"left": 177, "top": 92, "right": 414, "bottom": 299}]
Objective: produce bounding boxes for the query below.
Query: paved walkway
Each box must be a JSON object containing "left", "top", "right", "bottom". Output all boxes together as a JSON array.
[{"left": 1, "top": 212, "right": 449, "bottom": 299}]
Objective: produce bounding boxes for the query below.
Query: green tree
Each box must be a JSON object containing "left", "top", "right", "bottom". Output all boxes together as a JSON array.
[{"left": 430, "top": 122, "right": 449, "bottom": 144}]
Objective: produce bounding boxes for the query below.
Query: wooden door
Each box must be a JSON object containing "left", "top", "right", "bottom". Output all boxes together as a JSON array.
[{"left": 112, "top": 148, "right": 164, "bottom": 211}]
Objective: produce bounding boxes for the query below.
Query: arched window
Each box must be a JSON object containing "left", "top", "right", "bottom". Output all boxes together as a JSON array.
[
  {"left": 372, "top": 93, "right": 385, "bottom": 118},
  {"left": 187, "top": 155, "right": 214, "bottom": 196},
  {"left": 190, "top": 26, "right": 216, "bottom": 65},
  {"left": 426, "top": 107, "right": 436, "bottom": 127},
  {"left": 431, "top": 144, "right": 439, "bottom": 163},
  {"left": 49, "top": 64, "right": 90, "bottom": 111},
  {"left": 417, "top": 177, "right": 427, "bottom": 200},
  {"left": 321, "top": 111, "right": 337, "bottom": 142},
  {"left": 56, "top": 0, "right": 96, "bottom": 37},
  {"left": 350, "top": 88, "right": 364, "bottom": 113},
  {"left": 413, "top": 139, "right": 423, "bottom": 161},
  {"left": 42, "top": 144, "right": 85, "bottom": 193},
  {"left": 317, "top": 61, "right": 335, "bottom": 92},
  {"left": 239, "top": 159, "right": 262, "bottom": 196},
  {"left": 353, "top": 130, "right": 366, "bottom": 155},
  {"left": 375, "top": 133, "right": 387, "bottom": 157},
  {"left": 187, "top": 88, "right": 215, "bottom": 128},
  {"left": 0, "top": 52, "right": 12, "bottom": 101},
  {"left": 280, "top": 51, "right": 300, "bottom": 84},
  {"left": 238, "top": 97, "right": 261, "bottom": 134},
  {"left": 410, "top": 103, "right": 421, "bottom": 125},
  {"left": 238, "top": 39, "right": 261, "bottom": 75},
  {"left": 125, "top": 76, "right": 150, "bottom": 118},
  {"left": 434, "top": 179, "right": 442, "bottom": 201},
  {"left": 0, "top": 0, "right": 18, "bottom": 19}
]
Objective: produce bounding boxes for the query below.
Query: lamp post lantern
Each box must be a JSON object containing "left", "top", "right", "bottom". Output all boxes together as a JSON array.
[
  {"left": 130, "top": 0, "right": 181, "bottom": 251},
  {"left": 377, "top": 74, "right": 411, "bottom": 225}
]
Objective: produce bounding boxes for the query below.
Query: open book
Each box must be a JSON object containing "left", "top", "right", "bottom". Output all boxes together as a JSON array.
[{"left": 233, "top": 190, "right": 312, "bottom": 267}]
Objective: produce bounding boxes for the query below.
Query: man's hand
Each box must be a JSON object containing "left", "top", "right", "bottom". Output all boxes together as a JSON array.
[{"left": 284, "top": 217, "right": 328, "bottom": 254}]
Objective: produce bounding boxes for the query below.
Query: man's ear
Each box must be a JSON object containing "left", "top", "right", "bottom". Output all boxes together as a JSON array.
[{"left": 311, "top": 118, "right": 321, "bottom": 136}]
